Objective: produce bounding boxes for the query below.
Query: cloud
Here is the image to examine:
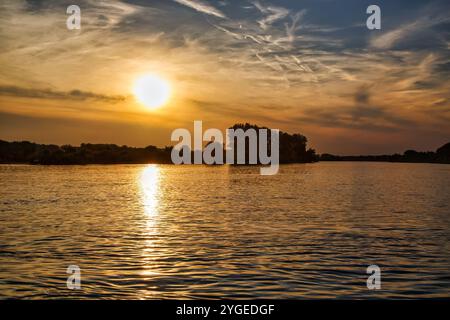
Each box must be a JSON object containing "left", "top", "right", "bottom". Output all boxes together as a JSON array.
[
  {"left": 253, "top": 1, "right": 289, "bottom": 30},
  {"left": 1, "top": 0, "right": 449, "bottom": 153},
  {"left": 172, "top": 0, "right": 226, "bottom": 19},
  {"left": 354, "top": 85, "right": 371, "bottom": 104},
  {"left": 296, "top": 104, "right": 413, "bottom": 133},
  {"left": 0, "top": 86, "right": 127, "bottom": 102},
  {"left": 285, "top": 10, "right": 306, "bottom": 42},
  {"left": 370, "top": 15, "right": 450, "bottom": 50},
  {"left": 370, "top": 22, "right": 419, "bottom": 50}
]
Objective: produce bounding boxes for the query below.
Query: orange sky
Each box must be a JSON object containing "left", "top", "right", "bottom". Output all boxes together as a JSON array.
[{"left": 0, "top": 0, "right": 449, "bottom": 155}]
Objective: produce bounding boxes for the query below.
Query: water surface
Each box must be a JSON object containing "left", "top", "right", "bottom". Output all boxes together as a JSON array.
[{"left": 0, "top": 163, "right": 449, "bottom": 299}]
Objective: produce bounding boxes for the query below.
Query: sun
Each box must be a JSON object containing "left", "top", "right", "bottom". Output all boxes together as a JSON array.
[{"left": 133, "top": 74, "right": 171, "bottom": 109}]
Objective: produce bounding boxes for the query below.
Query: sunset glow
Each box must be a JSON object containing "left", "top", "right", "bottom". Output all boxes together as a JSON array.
[
  {"left": 0, "top": 0, "right": 449, "bottom": 303},
  {"left": 133, "top": 75, "right": 171, "bottom": 110}
]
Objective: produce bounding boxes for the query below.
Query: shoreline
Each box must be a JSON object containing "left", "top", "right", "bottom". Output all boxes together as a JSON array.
[{"left": 1, "top": 161, "right": 449, "bottom": 166}]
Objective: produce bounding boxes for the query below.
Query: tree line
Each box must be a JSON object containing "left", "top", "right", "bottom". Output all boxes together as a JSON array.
[
  {"left": 320, "top": 143, "right": 450, "bottom": 164},
  {"left": 0, "top": 123, "right": 318, "bottom": 165}
]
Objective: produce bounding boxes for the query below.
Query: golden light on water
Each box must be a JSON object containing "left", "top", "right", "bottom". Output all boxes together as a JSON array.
[
  {"left": 140, "top": 164, "right": 160, "bottom": 217},
  {"left": 133, "top": 75, "right": 171, "bottom": 110},
  {"left": 139, "top": 165, "right": 162, "bottom": 290}
]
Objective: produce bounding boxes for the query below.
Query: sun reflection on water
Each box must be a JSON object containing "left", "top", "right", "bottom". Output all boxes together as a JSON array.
[
  {"left": 138, "top": 165, "right": 162, "bottom": 293},
  {"left": 140, "top": 164, "right": 160, "bottom": 217}
]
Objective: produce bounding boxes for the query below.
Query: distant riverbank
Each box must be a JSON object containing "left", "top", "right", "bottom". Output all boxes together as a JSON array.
[
  {"left": 320, "top": 142, "right": 450, "bottom": 164},
  {"left": 0, "top": 124, "right": 317, "bottom": 165},
  {"left": 1, "top": 136, "right": 449, "bottom": 165}
]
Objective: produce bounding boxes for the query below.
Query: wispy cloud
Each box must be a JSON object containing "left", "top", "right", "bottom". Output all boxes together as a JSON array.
[
  {"left": 253, "top": 1, "right": 289, "bottom": 30},
  {"left": 371, "top": 21, "right": 421, "bottom": 50},
  {"left": 0, "top": 0, "right": 449, "bottom": 153},
  {"left": 172, "top": 0, "right": 226, "bottom": 19},
  {"left": 285, "top": 10, "right": 306, "bottom": 42},
  {"left": 370, "top": 15, "right": 449, "bottom": 49},
  {"left": 0, "top": 86, "right": 127, "bottom": 102}
]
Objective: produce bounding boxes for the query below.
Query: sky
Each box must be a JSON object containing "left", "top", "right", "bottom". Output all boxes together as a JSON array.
[{"left": 0, "top": 0, "right": 449, "bottom": 155}]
